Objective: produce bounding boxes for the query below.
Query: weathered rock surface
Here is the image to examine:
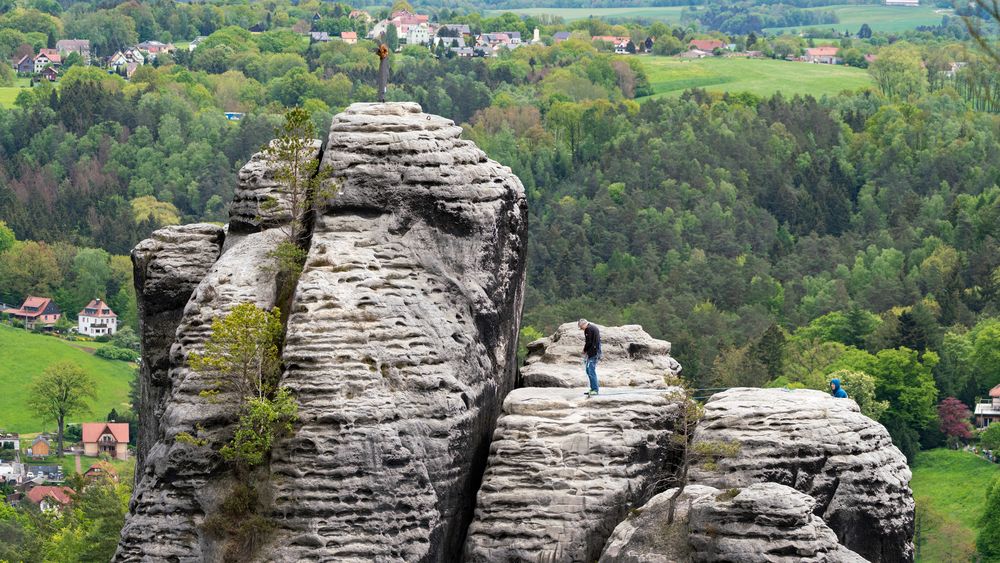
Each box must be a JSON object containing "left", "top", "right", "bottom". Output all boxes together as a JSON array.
[
  {"left": 259, "top": 102, "right": 527, "bottom": 562},
  {"left": 116, "top": 228, "right": 286, "bottom": 562},
  {"left": 601, "top": 483, "right": 868, "bottom": 563},
  {"left": 521, "top": 323, "right": 681, "bottom": 389},
  {"left": 463, "top": 387, "right": 684, "bottom": 563},
  {"left": 228, "top": 139, "right": 323, "bottom": 232},
  {"left": 130, "top": 223, "right": 225, "bottom": 470},
  {"left": 689, "top": 388, "right": 914, "bottom": 563}
]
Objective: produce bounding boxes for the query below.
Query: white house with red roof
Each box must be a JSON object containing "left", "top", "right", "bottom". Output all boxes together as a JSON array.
[
  {"left": 688, "top": 39, "right": 726, "bottom": 53},
  {"left": 804, "top": 46, "right": 841, "bottom": 64},
  {"left": 82, "top": 422, "right": 129, "bottom": 460},
  {"left": 33, "top": 49, "right": 60, "bottom": 73},
  {"left": 3, "top": 296, "right": 61, "bottom": 329},
  {"left": 77, "top": 298, "right": 117, "bottom": 337},
  {"left": 25, "top": 485, "right": 74, "bottom": 511}
]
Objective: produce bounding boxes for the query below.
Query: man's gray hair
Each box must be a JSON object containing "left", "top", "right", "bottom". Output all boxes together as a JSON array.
[{"left": 578, "top": 318, "right": 588, "bottom": 328}]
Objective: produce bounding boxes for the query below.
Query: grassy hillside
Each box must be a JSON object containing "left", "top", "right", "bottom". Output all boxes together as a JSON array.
[
  {"left": 911, "top": 448, "right": 998, "bottom": 562},
  {"left": 0, "top": 324, "right": 136, "bottom": 433},
  {"left": 764, "top": 4, "right": 948, "bottom": 34},
  {"left": 641, "top": 56, "right": 873, "bottom": 99},
  {"left": 0, "top": 78, "right": 32, "bottom": 109},
  {"left": 486, "top": 6, "right": 684, "bottom": 22}
]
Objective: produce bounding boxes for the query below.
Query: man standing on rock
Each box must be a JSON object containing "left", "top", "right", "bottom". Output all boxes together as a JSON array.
[{"left": 579, "top": 319, "right": 601, "bottom": 396}]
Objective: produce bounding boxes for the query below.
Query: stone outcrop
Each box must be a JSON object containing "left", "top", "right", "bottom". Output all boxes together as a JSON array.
[
  {"left": 689, "top": 388, "right": 914, "bottom": 563},
  {"left": 258, "top": 102, "right": 528, "bottom": 562},
  {"left": 600, "top": 483, "right": 868, "bottom": 562},
  {"left": 521, "top": 323, "right": 681, "bottom": 389},
  {"left": 463, "top": 387, "right": 684, "bottom": 563},
  {"left": 228, "top": 139, "right": 323, "bottom": 232},
  {"left": 130, "top": 223, "right": 224, "bottom": 469}
]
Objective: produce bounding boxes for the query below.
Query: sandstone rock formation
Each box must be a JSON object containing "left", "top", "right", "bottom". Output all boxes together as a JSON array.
[
  {"left": 521, "top": 323, "right": 681, "bottom": 388},
  {"left": 130, "top": 223, "right": 224, "bottom": 469},
  {"left": 689, "top": 388, "right": 914, "bottom": 563},
  {"left": 600, "top": 483, "right": 868, "bottom": 562},
  {"left": 117, "top": 102, "right": 527, "bottom": 563},
  {"left": 463, "top": 387, "right": 684, "bottom": 563},
  {"left": 228, "top": 139, "right": 322, "bottom": 232}
]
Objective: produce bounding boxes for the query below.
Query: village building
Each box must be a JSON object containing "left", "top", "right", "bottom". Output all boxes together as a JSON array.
[
  {"left": 405, "top": 23, "right": 431, "bottom": 46},
  {"left": 553, "top": 31, "right": 571, "bottom": 43},
  {"left": 137, "top": 41, "right": 176, "bottom": 57},
  {"left": 41, "top": 66, "right": 58, "bottom": 82},
  {"left": 189, "top": 36, "right": 207, "bottom": 52},
  {"left": 885, "top": 0, "right": 919, "bottom": 5},
  {"left": 0, "top": 432, "right": 19, "bottom": 451},
  {"left": 679, "top": 49, "right": 711, "bottom": 59},
  {"left": 3, "top": 296, "right": 61, "bottom": 330},
  {"left": 55, "top": 39, "right": 91, "bottom": 62},
  {"left": 688, "top": 39, "right": 726, "bottom": 53},
  {"left": 83, "top": 461, "right": 119, "bottom": 482},
  {"left": 25, "top": 485, "right": 73, "bottom": 512},
  {"left": 438, "top": 24, "right": 471, "bottom": 37},
  {"left": 309, "top": 31, "right": 331, "bottom": 43},
  {"left": 29, "top": 435, "right": 50, "bottom": 457},
  {"left": 33, "top": 50, "right": 60, "bottom": 73},
  {"left": 804, "top": 46, "right": 841, "bottom": 64},
  {"left": 976, "top": 384, "right": 1000, "bottom": 428},
  {"left": 340, "top": 31, "right": 358, "bottom": 45},
  {"left": 13, "top": 54, "right": 34, "bottom": 74},
  {"left": 82, "top": 422, "right": 129, "bottom": 460},
  {"left": 77, "top": 298, "right": 117, "bottom": 337}
]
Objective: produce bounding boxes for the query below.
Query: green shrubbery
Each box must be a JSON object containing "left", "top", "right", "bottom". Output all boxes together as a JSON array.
[{"left": 95, "top": 346, "right": 140, "bottom": 362}]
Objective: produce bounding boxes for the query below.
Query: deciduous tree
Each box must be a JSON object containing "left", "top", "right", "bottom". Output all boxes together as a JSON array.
[{"left": 27, "top": 361, "right": 96, "bottom": 456}]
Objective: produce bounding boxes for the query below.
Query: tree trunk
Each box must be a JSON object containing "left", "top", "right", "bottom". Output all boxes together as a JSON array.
[{"left": 57, "top": 415, "right": 64, "bottom": 457}]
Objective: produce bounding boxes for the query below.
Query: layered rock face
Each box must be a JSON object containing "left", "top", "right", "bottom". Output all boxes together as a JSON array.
[
  {"left": 521, "top": 323, "right": 681, "bottom": 388},
  {"left": 463, "top": 387, "right": 684, "bottom": 562},
  {"left": 130, "top": 224, "right": 224, "bottom": 469},
  {"left": 689, "top": 388, "right": 914, "bottom": 563},
  {"left": 600, "top": 483, "right": 868, "bottom": 563},
  {"left": 257, "top": 103, "right": 528, "bottom": 562},
  {"left": 228, "top": 139, "right": 322, "bottom": 232},
  {"left": 118, "top": 102, "right": 527, "bottom": 562}
]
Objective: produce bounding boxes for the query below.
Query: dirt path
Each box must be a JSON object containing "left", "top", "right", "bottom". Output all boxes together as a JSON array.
[{"left": 74, "top": 453, "right": 81, "bottom": 474}]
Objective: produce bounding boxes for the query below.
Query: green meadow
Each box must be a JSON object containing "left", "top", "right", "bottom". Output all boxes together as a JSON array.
[
  {"left": 641, "top": 56, "right": 873, "bottom": 99},
  {"left": 0, "top": 324, "right": 136, "bottom": 434},
  {"left": 910, "top": 448, "right": 999, "bottom": 562},
  {"left": 764, "top": 4, "right": 949, "bottom": 34},
  {"left": 0, "top": 78, "right": 32, "bottom": 108}
]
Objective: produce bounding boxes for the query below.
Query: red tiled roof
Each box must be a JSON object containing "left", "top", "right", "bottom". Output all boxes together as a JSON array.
[
  {"left": 3, "top": 296, "right": 54, "bottom": 318},
  {"left": 79, "top": 298, "right": 117, "bottom": 318},
  {"left": 990, "top": 384, "right": 1000, "bottom": 398},
  {"left": 341, "top": 32, "right": 357, "bottom": 39},
  {"left": 689, "top": 39, "right": 724, "bottom": 51},
  {"left": 82, "top": 422, "right": 129, "bottom": 444},
  {"left": 593, "top": 35, "right": 629, "bottom": 44},
  {"left": 26, "top": 485, "right": 74, "bottom": 506},
  {"left": 806, "top": 46, "right": 840, "bottom": 57}
]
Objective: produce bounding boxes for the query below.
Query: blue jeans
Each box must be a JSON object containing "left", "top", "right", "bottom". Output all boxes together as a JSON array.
[{"left": 585, "top": 356, "right": 599, "bottom": 392}]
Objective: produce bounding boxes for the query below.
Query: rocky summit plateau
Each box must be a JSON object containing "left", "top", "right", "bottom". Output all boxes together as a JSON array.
[{"left": 115, "top": 103, "right": 915, "bottom": 563}]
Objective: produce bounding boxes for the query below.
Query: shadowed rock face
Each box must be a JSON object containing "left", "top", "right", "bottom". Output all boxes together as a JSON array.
[
  {"left": 463, "top": 387, "right": 684, "bottom": 563},
  {"left": 600, "top": 483, "right": 868, "bottom": 563},
  {"left": 130, "top": 224, "right": 225, "bottom": 470},
  {"left": 521, "top": 323, "right": 681, "bottom": 389},
  {"left": 689, "top": 388, "right": 914, "bottom": 563}
]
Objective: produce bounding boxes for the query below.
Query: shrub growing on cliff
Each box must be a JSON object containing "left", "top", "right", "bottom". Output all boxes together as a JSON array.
[{"left": 221, "top": 388, "right": 297, "bottom": 468}]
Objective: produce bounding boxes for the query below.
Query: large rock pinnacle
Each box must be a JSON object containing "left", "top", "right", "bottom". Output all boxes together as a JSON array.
[{"left": 115, "top": 102, "right": 527, "bottom": 562}]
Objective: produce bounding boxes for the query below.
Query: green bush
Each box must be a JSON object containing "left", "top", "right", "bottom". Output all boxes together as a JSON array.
[
  {"left": 95, "top": 346, "right": 140, "bottom": 362},
  {"left": 221, "top": 388, "right": 297, "bottom": 468}
]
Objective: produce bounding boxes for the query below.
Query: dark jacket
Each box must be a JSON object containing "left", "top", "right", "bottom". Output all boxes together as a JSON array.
[
  {"left": 830, "top": 378, "right": 848, "bottom": 398},
  {"left": 584, "top": 324, "right": 601, "bottom": 359}
]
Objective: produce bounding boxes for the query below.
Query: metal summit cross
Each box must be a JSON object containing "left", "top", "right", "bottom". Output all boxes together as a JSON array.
[{"left": 377, "top": 44, "right": 389, "bottom": 102}]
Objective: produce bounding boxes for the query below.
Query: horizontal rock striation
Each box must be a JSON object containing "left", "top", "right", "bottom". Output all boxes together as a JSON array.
[
  {"left": 130, "top": 223, "right": 225, "bottom": 471},
  {"left": 228, "top": 139, "right": 322, "bottom": 232},
  {"left": 521, "top": 323, "right": 681, "bottom": 389},
  {"left": 689, "top": 388, "right": 914, "bottom": 563},
  {"left": 601, "top": 483, "right": 868, "bottom": 563},
  {"left": 260, "top": 102, "right": 527, "bottom": 562},
  {"left": 463, "top": 387, "right": 684, "bottom": 563}
]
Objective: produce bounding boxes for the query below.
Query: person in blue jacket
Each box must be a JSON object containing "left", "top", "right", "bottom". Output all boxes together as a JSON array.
[{"left": 830, "top": 378, "right": 848, "bottom": 398}]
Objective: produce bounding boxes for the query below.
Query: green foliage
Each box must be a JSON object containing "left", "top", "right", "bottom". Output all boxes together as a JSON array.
[
  {"left": 27, "top": 361, "right": 96, "bottom": 456},
  {"left": 220, "top": 387, "right": 297, "bottom": 468},
  {"left": 109, "top": 326, "right": 139, "bottom": 352},
  {"left": 829, "top": 369, "right": 888, "bottom": 421},
  {"left": 868, "top": 42, "right": 927, "bottom": 100},
  {"left": 94, "top": 346, "right": 140, "bottom": 363},
  {"left": 982, "top": 424, "right": 1000, "bottom": 451},
  {"left": 980, "top": 476, "right": 1000, "bottom": 560},
  {"left": 189, "top": 303, "right": 283, "bottom": 401}
]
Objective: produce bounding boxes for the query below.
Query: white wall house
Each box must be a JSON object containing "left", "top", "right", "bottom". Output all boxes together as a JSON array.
[{"left": 78, "top": 298, "right": 118, "bottom": 337}]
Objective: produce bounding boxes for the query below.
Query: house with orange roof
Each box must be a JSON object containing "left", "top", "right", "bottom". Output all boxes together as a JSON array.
[
  {"left": 77, "top": 298, "right": 117, "bottom": 337},
  {"left": 82, "top": 422, "right": 130, "bottom": 460},
  {"left": 804, "top": 46, "right": 841, "bottom": 64},
  {"left": 340, "top": 31, "right": 358, "bottom": 44},
  {"left": 25, "top": 485, "right": 74, "bottom": 511},
  {"left": 3, "top": 296, "right": 61, "bottom": 330}
]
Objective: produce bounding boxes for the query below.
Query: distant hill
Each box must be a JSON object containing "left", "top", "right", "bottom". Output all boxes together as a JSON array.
[{"left": 0, "top": 325, "right": 135, "bottom": 434}]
